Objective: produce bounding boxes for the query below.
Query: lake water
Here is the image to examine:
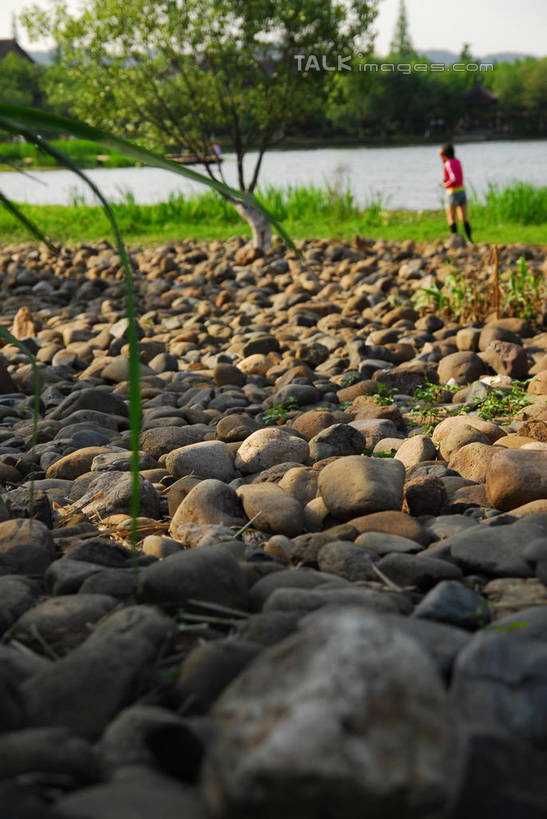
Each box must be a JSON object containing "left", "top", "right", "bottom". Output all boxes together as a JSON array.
[{"left": 0, "top": 139, "right": 546, "bottom": 211}]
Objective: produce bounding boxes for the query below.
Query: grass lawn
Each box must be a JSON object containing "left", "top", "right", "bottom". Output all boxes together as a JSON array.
[{"left": 0, "top": 183, "right": 545, "bottom": 247}]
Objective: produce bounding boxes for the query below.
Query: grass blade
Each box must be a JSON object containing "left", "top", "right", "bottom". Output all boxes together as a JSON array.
[
  {"left": 0, "top": 191, "right": 58, "bottom": 253},
  {"left": 0, "top": 117, "right": 141, "bottom": 550}
]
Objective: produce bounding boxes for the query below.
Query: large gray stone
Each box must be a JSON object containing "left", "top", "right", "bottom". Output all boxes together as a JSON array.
[
  {"left": 99, "top": 705, "right": 205, "bottom": 780},
  {"left": 55, "top": 766, "right": 208, "bottom": 819},
  {"left": 447, "top": 522, "right": 538, "bottom": 577},
  {"left": 412, "top": 581, "right": 489, "bottom": 630},
  {"left": 0, "top": 575, "right": 39, "bottom": 634},
  {"left": 203, "top": 608, "right": 465, "bottom": 819},
  {"left": 0, "top": 727, "right": 100, "bottom": 784},
  {"left": 12, "top": 594, "right": 118, "bottom": 653},
  {"left": 140, "top": 546, "right": 248, "bottom": 611},
  {"left": 451, "top": 629, "right": 547, "bottom": 747},
  {"left": 22, "top": 606, "right": 175, "bottom": 739},
  {"left": 308, "top": 424, "right": 365, "bottom": 461}
]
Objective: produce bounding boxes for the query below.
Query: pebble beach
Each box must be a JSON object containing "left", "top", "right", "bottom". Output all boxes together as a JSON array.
[{"left": 1, "top": 233, "right": 547, "bottom": 818}]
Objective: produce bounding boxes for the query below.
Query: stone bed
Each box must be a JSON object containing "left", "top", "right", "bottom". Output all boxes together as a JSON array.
[{"left": 0, "top": 234, "right": 546, "bottom": 818}]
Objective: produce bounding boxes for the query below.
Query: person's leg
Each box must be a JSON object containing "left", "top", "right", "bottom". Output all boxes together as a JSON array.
[
  {"left": 445, "top": 202, "right": 457, "bottom": 232},
  {"left": 457, "top": 203, "right": 472, "bottom": 241}
]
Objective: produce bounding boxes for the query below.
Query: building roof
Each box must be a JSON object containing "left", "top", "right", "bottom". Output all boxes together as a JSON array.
[
  {"left": 465, "top": 78, "right": 498, "bottom": 106},
  {"left": 0, "top": 39, "right": 35, "bottom": 63}
]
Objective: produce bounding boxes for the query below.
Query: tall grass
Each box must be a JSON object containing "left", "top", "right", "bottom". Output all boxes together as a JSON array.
[{"left": 473, "top": 182, "right": 547, "bottom": 226}]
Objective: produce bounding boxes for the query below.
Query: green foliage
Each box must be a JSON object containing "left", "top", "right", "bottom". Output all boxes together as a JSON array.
[
  {"left": 363, "top": 447, "right": 396, "bottom": 458},
  {"left": 409, "top": 379, "right": 532, "bottom": 434},
  {"left": 263, "top": 396, "right": 299, "bottom": 425},
  {"left": 478, "top": 182, "right": 547, "bottom": 226},
  {"left": 373, "top": 383, "right": 395, "bottom": 405},
  {"left": 471, "top": 381, "right": 531, "bottom": 421},
  {"left": 413, "top": 245, "right": 545, "bottom": 325},
  {"left": 413, "top": 270, "right": 479, "bottom": 322},
  {"left": 339, "top": 400, "right": 353, "bottom": 411},
  {"left": 23, "top": 0, "right": 378, "bottom": 194},
  {"left": 414, "top": 381, "right": 459, "bottom": 404},
  {"left": 2, "top": 184, "right": 547, "bottom": 246},
  {"left": 340, "top": 371, "right": 360, "bottom": 386},
  {"left": 502, "top": 255, "right": 544, "bottom": 320},
  {"left": 0, "top": 53, "right": 42, "bottom": 107}
]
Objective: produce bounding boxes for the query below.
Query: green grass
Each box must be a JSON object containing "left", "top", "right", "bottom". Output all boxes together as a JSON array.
[
  {"left": 0, "top": 183, "right": 546, "bottom": 246},
  {"left": 476, "top": 182, "right": 547, "bottom": 226},
  {"left": 0, "top": 138, "right": 135, "bottom": 168}
]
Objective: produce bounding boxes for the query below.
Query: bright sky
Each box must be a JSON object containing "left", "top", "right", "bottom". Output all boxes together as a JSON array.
[{"left": 1, "top": 0, "right": 546, "bottom": 58}]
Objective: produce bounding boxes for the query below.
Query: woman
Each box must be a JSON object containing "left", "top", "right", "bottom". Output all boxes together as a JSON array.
[{"left": 439, "top": 144, "right": 472, "bottom": 244}]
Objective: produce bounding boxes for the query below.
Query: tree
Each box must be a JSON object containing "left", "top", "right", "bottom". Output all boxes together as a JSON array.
[
  {"left": 389, "top": 0, "right": 414, "bottom": 60},
  {"left": 23, "top": 0, "right": 379, "bottom": 247},
  {"left": 459, "top": 43, "right": 473, "bottom": 62},
  {"left": 0, "top": 53, "right": 42, "bottom": 107}
]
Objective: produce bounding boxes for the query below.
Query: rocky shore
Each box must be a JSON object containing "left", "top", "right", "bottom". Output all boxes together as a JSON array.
[{"left": 1, "top": 234, "right": 547, "bottom": 818}]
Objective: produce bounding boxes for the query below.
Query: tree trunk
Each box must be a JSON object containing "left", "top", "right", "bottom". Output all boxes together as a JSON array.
[{"left": 234, "top": 202, "right": 272, "bottom": 250}]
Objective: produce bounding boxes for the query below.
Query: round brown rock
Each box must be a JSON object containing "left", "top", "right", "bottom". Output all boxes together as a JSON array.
[
  {"left": 237, "top": 484, "right": 305, "bottom": 537},
  {"left": 437, "top": 352, "right": 486, "bottom": 385},
  {"left": 318, "top": 456, "right": 404, "bottom": 522}
]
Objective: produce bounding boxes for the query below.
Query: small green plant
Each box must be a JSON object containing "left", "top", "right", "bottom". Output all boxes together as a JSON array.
[
  {"left": 412, "top": 282, "right": 450, "bottom": 314},
  {"left": 413, "top": 272, "right": 479, "bottom": 323},
  {"left": 471, "top": 380, "right": 531, "bottom": 420},
  {"left": 408, "top": 381, "right": 467, "bottom": 433},
  {"left": 502, "top": 256, "right": 544, "bottom": 321},
  {"left": 414, "top": 381, "right": 460, "bottom": 405},
  {"left": 374, "top": 383, "right": 395, "bottom": 406},
  {"left": 263, "top": 396, "right": 299, "bottom": 425},
  {"left": 363, "top": 447, "right": 396, "bottom": 458},
  {"left": 340, "top": 371, "right": 359, "bottom": 387},
  {"left": 339, "top": 400, "right": 353, "bottom": 411}
]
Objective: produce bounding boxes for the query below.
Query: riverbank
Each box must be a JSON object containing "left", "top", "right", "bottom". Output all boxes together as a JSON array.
[
  {"left": 2, "top": 133, "right": 546, "bottom": 172},
  {"left": 0, "top": 236, "right": 546, "bottom": 817},
  {"left": 1, "top": 183, "right": 546, "bottom": 246}
]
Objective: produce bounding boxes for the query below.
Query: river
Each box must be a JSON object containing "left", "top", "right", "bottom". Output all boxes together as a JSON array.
[{"left": 0, "top": 139, "right": 545, "bottom": 211}]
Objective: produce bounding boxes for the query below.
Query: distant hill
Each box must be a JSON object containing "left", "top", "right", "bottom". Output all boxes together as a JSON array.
[{"left": 421, "top": 49, "right": 539, "bottom": 64}]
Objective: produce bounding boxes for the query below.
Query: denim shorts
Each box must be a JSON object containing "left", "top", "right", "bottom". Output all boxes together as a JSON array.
[{"left": 447, "top": 189, "right": 467, "bottom": 207}]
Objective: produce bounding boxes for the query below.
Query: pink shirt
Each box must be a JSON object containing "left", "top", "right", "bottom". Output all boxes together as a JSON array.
[{"left": 443, "top": 157, "right": 464, "bottom": 189}]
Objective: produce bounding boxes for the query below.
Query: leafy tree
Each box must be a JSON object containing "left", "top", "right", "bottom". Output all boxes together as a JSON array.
[
  {"left": 0, "top": 53, "right": 42, "bottom": 107},
  {"left": 22, "top": 0, "right": 379, "bottom": 247}
]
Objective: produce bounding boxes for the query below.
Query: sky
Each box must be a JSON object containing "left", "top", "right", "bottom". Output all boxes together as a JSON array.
[{"left": 0, "top": 0, "right": 546, "bottom": 58}]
